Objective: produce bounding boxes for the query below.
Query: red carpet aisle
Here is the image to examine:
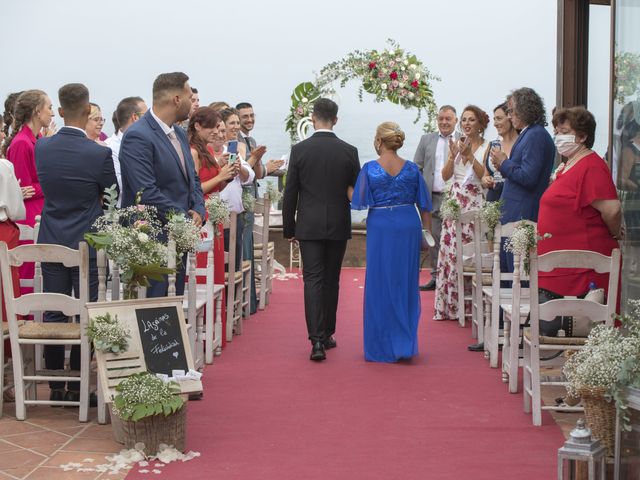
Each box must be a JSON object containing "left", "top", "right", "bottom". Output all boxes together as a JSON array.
[{"left": 127, "top": 269, "right": 564, "bottom": 480}]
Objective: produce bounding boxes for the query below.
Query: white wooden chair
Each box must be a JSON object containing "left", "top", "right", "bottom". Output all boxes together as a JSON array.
[
  {"left": 189, "top": 235, "right": 224, "bottom": 365},
  {"left": 500, "top": 250, "right": 531, "bottom": 393},
  {"left": 483, "top": 222, "right": 530, "bottom": 368},
  {"left": 1, "top": 271, "right": 24, "bottom": 416},
  {"left": 225, "top": 213, "right": 244, "bottom": 341},
  {"left": 253, "top": 193, "right": 274, "bottom": 310},
  {"left": 17, "top": 215, "right": 41, "bottom": 292},
  {"left": 0, "top": 241, "right": 92, "bottom": 421},
  {"left": 454, "top": 209, "right": 483, "bottom": 327},
  {"left": 523, "top": 248, "right": 621, "bottom": 426},
  {"left": 467, "top": 216, "right": 493, "bottom": 342}
]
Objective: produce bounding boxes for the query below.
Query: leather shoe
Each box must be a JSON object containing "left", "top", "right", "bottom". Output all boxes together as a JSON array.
[
  {"left": 467, "top": 342, "right": 485, "bottom": 352},
  {"left": 310, "top": 341, "right": 326, "bottom": 361},
  {"left": 49, "top": 389, "right": 65, "bottom": 407},
  {"left": 323, "top": 336, "right": 337, "bottom": 350},
  {"left": 64, "top": 390, "right": 98, "bottom": 408},
  {"left": 419, "top": 279, "right": 436, "bottom": 291}
]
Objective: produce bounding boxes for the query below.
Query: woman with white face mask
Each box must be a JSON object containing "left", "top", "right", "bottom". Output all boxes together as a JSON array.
[{"left": 537, "top": 106, "right": 622, "bottom": 299}]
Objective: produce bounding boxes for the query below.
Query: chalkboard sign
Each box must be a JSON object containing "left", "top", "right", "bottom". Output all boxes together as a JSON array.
[
  {"left": 136, "top": 306, "right": 188, "bottom": 375},
  {"left": 88, "top": 297, "right": 203, "bottom": 402}
]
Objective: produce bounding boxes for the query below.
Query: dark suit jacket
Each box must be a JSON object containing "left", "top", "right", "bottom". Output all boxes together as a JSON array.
[
  {"left": 499, "top": 124, "right": 555, "bottom": 222},
  {"left": 119, "top": 111, "right": 205, "bottom": 219},
  {"left": 282, "top": 131, "right": 360, "bottom": 240},
  {"left": 36, "top": 127, "right": 116, "bottom": 250}
]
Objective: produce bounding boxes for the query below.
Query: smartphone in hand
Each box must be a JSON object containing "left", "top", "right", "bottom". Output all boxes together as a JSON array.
[{"left": 227, "top": 140, "right": 238, "bottom": 163}]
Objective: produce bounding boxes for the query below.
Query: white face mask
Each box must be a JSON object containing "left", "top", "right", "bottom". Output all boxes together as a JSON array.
[{"left": 554, "top": 134, "right": 582, "bottom": 157}]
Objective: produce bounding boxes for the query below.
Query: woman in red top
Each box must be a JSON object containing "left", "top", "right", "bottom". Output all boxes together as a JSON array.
[
  {"left": 537, "top": 106, "right": 622, "bottom": 297},
  {"left": 188, "top": 107, "right": 236, "bottom": 348},
  {"left": 1, "top": 90, "right": 54, "bottom": 291}
]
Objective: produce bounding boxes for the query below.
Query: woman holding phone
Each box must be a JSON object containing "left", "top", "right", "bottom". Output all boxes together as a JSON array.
[
  {"left": 481, "top": 103, "right": 519, "bottom": 202},
  {"left": 218, "top": 108, "right": 255, "bottom": 270},
  {"left": 434, "top": 105, "right": 490, "bottom": 322}
]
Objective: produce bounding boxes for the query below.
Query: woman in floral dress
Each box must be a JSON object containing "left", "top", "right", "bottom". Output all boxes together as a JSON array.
[{"left": 434, "top": 105, "right": 489, "bottom": 321}]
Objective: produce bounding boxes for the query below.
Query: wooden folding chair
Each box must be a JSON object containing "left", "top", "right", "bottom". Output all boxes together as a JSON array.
[
  {"left": 0, "top": 241, "right": 92, "bottom": 421},
  {"left": 523, "top": 248, "right": 621, "bottom": 426},
  {"left": 253, "top": 193, "right": 274, "bottom": 310},
  {"left": 225, "top": 213, "right": 243, "bottom": 341},
  {"left": 454, "top": 209, "right": 483, "bottom": 327}
]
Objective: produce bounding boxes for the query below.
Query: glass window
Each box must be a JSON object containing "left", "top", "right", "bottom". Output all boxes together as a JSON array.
[{"left": 613, "top": 1, "right": 640, "bottom": 306}]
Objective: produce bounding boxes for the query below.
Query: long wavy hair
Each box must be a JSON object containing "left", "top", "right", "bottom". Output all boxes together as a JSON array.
[
  {"left": 187, "top": 107, "right": 220, "bottom": 170},
  {"left": 1, "top": 89, "right": 47, "bottom": 158},
  {"left": 510, "top": 87, "right": 548, "bottom": 127}
]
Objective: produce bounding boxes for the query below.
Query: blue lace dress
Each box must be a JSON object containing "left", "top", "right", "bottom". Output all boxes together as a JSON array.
[{"left": 351, "top": 160, "right": 432, "bottom": 362}]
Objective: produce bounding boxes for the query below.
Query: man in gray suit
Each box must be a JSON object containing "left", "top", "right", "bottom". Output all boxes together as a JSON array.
[{"left": 413, "top": 105, "right": 458, "bottom": 290}]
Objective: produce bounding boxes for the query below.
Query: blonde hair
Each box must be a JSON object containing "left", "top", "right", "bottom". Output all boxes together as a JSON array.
[{"left": 376, "top": 121, "right": 405, "bottom": 151}]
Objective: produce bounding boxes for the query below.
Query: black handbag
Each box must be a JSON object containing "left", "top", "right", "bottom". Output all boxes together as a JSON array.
[{"left": 532, "top": 287, "right": 605, "bottom": 337}]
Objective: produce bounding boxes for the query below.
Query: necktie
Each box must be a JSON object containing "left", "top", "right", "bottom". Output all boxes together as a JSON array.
[
  {"left": 245, "top": 136, "right": 253, "bottom": 153},
  {"left": 167, "top": 131, "right": 186, "bottom": 175}
]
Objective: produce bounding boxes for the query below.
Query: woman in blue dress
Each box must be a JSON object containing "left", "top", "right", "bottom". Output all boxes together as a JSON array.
[{"left": 351, "top": 122, "right": 432, "bottom": 362}]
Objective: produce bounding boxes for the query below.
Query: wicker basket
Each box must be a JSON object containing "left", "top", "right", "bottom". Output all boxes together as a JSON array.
[
  {"left": 578, "top": 387, "right": 616, "bottom": 457},
  {"left": 119, "top": 404, "right": 187, "bottom": 456}
]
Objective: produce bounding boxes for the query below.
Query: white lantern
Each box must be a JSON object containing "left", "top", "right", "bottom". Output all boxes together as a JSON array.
[{"left": 558, "top": 418, "right": 607, "bottom": 480}]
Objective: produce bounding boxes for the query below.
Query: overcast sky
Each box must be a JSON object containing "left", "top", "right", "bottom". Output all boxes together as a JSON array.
[{"left": 1, "top": 0, "right": 610, "bottom": 159}]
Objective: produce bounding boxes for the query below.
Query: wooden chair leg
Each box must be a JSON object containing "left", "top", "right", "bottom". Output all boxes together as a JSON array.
[
  {"left": 13, "top": 345, "right": 26, "bottom": 421},
  {"left": 508, "top": 315, "right": 521, "bottom": 393},
  {"left": 97, "top": 381, "right": 107, "bottom": 425},
  {"left": 523, "top": 340, "right": 532, "bottom": 414}
]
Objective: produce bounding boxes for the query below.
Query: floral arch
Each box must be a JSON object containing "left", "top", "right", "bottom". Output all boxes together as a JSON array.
[{"left": 285, "top": 40, "right": 439, "bottom": 143}]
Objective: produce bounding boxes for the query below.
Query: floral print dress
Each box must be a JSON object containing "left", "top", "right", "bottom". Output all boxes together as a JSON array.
[{"left": 434, "top": 141, "right": 488, "bottom": 320}]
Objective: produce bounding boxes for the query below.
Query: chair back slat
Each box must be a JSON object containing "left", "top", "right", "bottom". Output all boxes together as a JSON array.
[
  {"left": 536, "top": 249, "right": 620, "bottom": 273},
  {"left": 8, "top": 244, "right": 82, "bottom": 268},
  {"left": 13, "top": 293, "right": 81, "bottom": 317},
  {"left": 538, "top": 299, "right": 610, "bottom": 322}
]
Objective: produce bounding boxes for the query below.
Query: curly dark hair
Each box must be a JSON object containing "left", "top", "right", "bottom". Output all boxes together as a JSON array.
[
  {"left": 509, "top": 87, "right": 547, "bottom": 126},
  {"left": 552, "top": 106, "right": 596, "bottom": 148},
  {"left": 462, "top": 104, "right": 490, "bottom": 135}
]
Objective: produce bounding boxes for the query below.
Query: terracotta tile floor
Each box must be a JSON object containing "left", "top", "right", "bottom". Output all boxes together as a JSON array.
[{"left": 0, "top": 385, "right": 128, "bottom": 480}]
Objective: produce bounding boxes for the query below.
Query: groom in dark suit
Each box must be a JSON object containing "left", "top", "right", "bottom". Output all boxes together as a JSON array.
[
  {"left": 36, "top": 82, "right": 117, "bottom": 403},
  {"left": 119, "top": 72, "right": 205, "bottom": 297},
  {"left": 283, "top": 98, "right": 360, "bottom": 361}
]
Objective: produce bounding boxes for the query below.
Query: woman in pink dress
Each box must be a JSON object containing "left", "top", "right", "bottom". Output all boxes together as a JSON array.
[{"left": 1, "top": 90, "right": 54, "bottom": 291}]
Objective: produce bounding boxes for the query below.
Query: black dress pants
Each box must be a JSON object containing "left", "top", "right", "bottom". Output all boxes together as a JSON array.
[
  {"left": 298, "top": 239, "right": 347, "bottom": 343},
  {"left": 42, "top": 259, "right": 98, "bottom": 391}
]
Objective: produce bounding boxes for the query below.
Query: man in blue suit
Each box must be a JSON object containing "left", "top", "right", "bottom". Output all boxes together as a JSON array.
[
  {"left": 492, "top": 87, "right": 555, "bottom": 269},
  {"left": 36, "top": 83, "right": 116, "bottom": 403},
  {"left": 119, "top": 72, "right": 205, "bottom": 297}
]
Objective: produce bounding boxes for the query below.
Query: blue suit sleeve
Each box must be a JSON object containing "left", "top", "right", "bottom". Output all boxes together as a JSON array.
[
  {"left": 351, "top": 163, "right": 373, "bottom": 210},
  {"left": 499, "top": 130, "right": 550, "bottom": 190},
  {"left": 416, "top": 171, "right": 432, "bottom": 212},
  {"left": 120, "top": 130, "right": 188, "bottom": 215}
]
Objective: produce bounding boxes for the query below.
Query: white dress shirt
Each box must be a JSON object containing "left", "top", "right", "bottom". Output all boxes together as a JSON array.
[
  {"left": 0, "top": 159, "right": 26, "bottom": 222},
  {"left": 220, "top": 156, "right": 256, "bottom": 213},
  {"left": 105, "top": 130, "right": 123, "bottom": 206},
  {"left": 433, "top": 133, "right": 452, "bottom": 193}
]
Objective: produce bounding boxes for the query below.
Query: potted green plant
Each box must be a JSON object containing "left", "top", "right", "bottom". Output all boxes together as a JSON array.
[
  {"left": 563, "top": 300, "right": 640, "bottom": 456},
  {"left": 113, "top": 372, "right": 186, "bottom": 455}
]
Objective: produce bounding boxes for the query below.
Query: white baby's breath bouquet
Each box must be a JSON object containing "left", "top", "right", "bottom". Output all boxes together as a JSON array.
[
  {"left": 85, "top": 189, "right": 173, "bottom": 299},
  {"left": 241, "top": 188, "right": 256, "bottom": 214},
  {"left": 205, "top": 195, "right": 231, "bottom": 236},
  {"left": 479, "top": 200, "right": 503, "bottom": 241},
  {"left": 167, "top": 212, "right": 201, "bottom": 254},
  {"left": 439, "top": 192, "right": 460, "bottom": 221},
  {"left": 266, "top": 181, "right": 282, "bottom": 205},
  {"left": 87, "top": 312, "right": 130, "bottom": 354},
  {"left": 503, "top": 221, "right": 551, "bottom": 274}
]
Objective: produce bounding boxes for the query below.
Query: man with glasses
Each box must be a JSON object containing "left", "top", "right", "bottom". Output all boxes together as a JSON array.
[{"left": 105, "top": 96, "right": 147, "bottom": 206}]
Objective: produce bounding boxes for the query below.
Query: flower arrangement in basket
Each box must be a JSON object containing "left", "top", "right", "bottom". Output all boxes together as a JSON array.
[
  {"left": 166, "top": 212, "right": 201, "bottom": 255},
  {"left": 113, "top": 372, "right": 186, "bottom": 455},
  {"left": 479, "top": 200, "right": 503, "bottom": 244},
  {"left": 85, "top": 187, "right": 173, "bottom": 300},
  {"left": 87, "top": 313, "right": 130, "bottom": 354},
  {"left": 503, "top": 221, "right": 551, "bottom": 274},
  {"left": 204, "top": 194, "right": 231, "bottom": 237},
  {"left": 615, "top": 51, "right": 640, "bottom": 105},
  {"left": 439, "top": 192, "right": 460, "bottom": 222},
  {"left": 563, "top": 301, "right": 640, "bottom": 454}
]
